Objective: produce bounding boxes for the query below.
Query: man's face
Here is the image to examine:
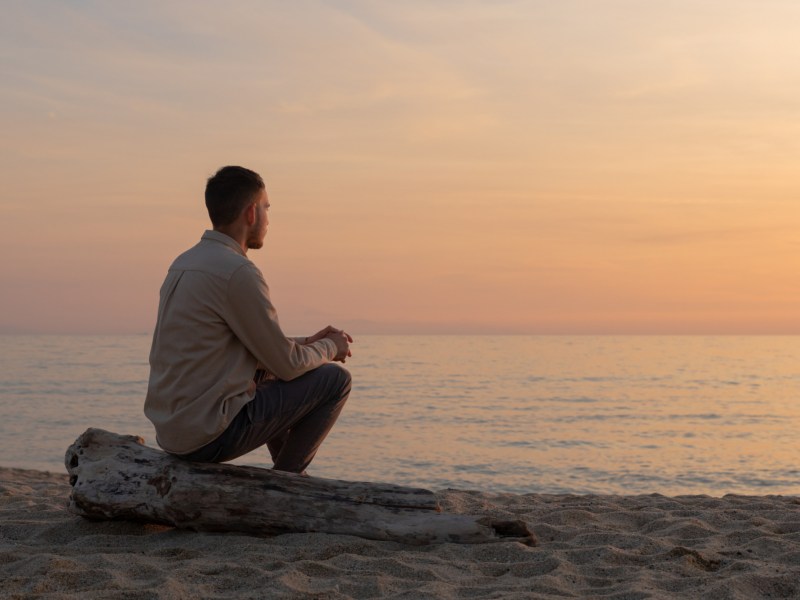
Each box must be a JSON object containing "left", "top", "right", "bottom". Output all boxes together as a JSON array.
[{"left": 246, "top": 188, "right": 270, "bottom": 250}]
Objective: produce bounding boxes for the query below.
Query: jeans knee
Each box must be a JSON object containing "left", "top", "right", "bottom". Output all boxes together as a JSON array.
[
  {"left": 313, "top": 362, "right": 350, "bottom": 388},
  {"left": 336, "top": 364, "right": 352, "bottom": 392}
]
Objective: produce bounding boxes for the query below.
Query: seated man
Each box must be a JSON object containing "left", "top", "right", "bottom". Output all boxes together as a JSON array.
[{"left": 144, "top": 165, "right": 352, "bottom": 474}]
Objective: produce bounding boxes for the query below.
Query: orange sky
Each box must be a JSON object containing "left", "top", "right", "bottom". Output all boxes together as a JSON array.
[{"left": 1, "top": 1, "right": 799, "bottom": 334}]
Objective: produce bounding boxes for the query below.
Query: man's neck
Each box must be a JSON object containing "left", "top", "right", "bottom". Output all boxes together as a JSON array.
[{"left": 213, "top": 226, "right": 248, "bottom": 254}]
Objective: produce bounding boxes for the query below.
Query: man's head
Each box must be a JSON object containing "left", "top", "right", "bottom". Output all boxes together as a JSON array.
[{"left": 205, "top": 166, "right": 270, "bottom": 250}]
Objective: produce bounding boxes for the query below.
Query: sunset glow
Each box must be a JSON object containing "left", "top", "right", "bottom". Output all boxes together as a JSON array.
[{"left": 2, "top": 1, "right": 799, "bottom": 334}]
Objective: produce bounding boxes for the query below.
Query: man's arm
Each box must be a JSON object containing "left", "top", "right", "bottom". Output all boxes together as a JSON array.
[
  {"left": 298, "top": 326, "right": 353, "bottom": 362},
  {"left": 224, "top": 264, "right": 344, "bottom": 380}
]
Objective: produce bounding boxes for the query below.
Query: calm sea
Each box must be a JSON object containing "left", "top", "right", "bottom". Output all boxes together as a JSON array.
[{"left": 1, "top": 334, "right": 798, "bottom": 496}]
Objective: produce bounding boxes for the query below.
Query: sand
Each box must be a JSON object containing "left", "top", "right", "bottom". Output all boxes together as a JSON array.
[{"left": 1, "top": 467, "right": 799, "bottom": 599}]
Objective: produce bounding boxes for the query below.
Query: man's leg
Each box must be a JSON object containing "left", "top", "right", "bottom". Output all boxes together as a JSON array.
[
  {"left": 266, "top": 364, "right": 351, "bottom": 472},
  {"left": 183, "top": 364, "right": 351, "bottom": 473},
  {"left": 266, "top": 430, "right": 288, "bottom": 464}
]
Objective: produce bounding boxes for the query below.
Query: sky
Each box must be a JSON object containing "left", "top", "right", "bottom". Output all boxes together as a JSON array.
[{"left": 1, "top": 0, "right": 799, "bottom": 335}]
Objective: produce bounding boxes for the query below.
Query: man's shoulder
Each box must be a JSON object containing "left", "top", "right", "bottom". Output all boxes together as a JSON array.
[{"left": 170, "top": 236, "right": 256, "bottom": 281}]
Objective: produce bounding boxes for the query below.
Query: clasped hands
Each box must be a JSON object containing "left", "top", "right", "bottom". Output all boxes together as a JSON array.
[{"left": 304, "top": 325, "right": 353, "bottom": 363}]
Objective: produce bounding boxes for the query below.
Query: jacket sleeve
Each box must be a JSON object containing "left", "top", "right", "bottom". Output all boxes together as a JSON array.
[{"left": 224, "top": 263, "right": 337, "bottom": 381}]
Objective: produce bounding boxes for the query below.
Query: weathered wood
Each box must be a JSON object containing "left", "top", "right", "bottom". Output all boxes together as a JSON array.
[{"left": 65, "top": 428, "right": 535, "bottom": 545}]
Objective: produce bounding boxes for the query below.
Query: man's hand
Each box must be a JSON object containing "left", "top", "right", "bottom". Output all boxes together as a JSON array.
[
  {"left": 304, "top": 325, "right": 340, "bottom": 345},
  {"left": 303, "top": 325, "right": 353, "bottom": 363}
]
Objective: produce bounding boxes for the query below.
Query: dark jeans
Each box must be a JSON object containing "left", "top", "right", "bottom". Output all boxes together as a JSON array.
[{"left": 181, "top": 363, "right": 351, "bottom": 473}]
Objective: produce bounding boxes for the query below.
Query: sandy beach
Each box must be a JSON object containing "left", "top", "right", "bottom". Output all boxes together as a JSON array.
[{"left": 1, "top": 467, "right": 799, "bottom": 599}]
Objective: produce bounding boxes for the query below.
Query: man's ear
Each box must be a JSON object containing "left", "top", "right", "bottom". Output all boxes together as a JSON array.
[{"left": 244, "top": 202, "right": 256, "bottom": 226}]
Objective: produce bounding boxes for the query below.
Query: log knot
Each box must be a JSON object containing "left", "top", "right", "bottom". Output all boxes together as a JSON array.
[{"left": 148, "top": 474, "right": 172, "bottom": 497}]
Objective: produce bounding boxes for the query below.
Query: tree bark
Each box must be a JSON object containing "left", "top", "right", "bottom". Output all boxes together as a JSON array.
[{"left": 65, "top": 428, "right": 535, "bottom": 545}]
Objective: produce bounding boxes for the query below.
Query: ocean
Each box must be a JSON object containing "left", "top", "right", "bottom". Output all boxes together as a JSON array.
[{"left": 1, "top": 334, "right": 798, "bottom": 496}]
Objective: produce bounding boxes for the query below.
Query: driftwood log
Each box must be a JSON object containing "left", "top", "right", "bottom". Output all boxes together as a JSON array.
[{"left": 65, "top": 428, "right": 535, "bottom": 545}]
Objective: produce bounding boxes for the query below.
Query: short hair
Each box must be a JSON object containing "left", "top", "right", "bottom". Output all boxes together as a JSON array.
[{"left": 205, "top": 166, "right": 265, "bottom": 227}]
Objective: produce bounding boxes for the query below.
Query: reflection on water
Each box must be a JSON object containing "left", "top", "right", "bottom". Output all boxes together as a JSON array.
[{"left": 1, "top": 334, "right": 798, "bottom": 495}]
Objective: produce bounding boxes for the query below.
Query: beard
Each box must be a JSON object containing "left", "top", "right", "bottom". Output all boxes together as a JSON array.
[
  {"left": 246, "top": 233, "right": 263, "bottom": 249},
  {"left": 246, "top": 214, "right": 266, "bottom": 249},
  {"left": 246, "top": 232, "right": 264, "bottom": 250}
]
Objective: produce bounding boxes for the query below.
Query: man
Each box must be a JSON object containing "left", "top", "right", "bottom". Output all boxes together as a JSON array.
[{"left": 145, "top": 165, "right": 352, "bottom": 474}]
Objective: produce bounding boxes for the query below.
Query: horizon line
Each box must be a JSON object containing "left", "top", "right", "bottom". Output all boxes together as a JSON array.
[{"left": 2, "top": 330, "right": 800, "bottom": 337}]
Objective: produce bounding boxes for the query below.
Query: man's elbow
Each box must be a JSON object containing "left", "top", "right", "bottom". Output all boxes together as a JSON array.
[{"left": 272, "top": 363, "right": 306, "bottom": 382}]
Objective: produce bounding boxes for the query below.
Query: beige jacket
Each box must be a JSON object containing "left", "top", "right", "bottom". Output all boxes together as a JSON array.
[{"left": 144, "top": 230, "right": 337, "bottom": 454}]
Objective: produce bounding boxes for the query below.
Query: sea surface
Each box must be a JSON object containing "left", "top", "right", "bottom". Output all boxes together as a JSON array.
[{"left": 1, "top": 334, "right": 799, "bottom": 496}]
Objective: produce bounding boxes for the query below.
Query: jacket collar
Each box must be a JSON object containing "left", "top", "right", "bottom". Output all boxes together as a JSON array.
[{"left": 201, "top": 230, "right": 246, "bottom": 256}]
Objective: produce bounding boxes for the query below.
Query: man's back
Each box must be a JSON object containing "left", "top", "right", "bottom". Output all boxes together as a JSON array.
[{"left": 145, "top": 230, "right": 260, "bottom": 454}]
